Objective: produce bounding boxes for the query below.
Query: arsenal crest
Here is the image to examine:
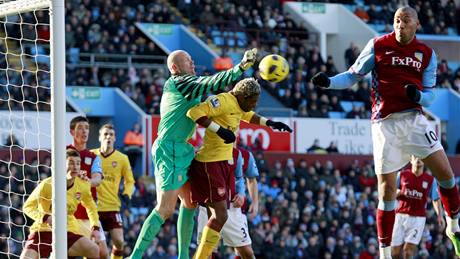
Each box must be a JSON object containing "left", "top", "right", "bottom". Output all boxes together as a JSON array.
[
  {"left": 112, "top": 161, "right": 117, "bottom": 168},
  {"left": 75, "top": 192, "right": 81, "bottom": 200}
]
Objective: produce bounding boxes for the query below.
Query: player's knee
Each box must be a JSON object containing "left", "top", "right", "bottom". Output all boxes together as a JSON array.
[
  {"left": 112, "top": 236, "right": 124, "bottom": 249},
  {"left": 402, "top": 247, "right": 414, "bottom": 259},
  {"left": 238, "top": 247, "right": 255, "bottom": 259},
  {"left": 86, "top": 242, "right": 99, "bottom": 258},
  {"left": 379, "top": 182, "right": 397, "bottom": 199},
  {"left": 99, "top": 244, "right": 109, "bottom": 258}
]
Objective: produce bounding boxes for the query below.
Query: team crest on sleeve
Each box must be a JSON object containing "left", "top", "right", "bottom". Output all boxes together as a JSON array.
[
  {"left": 112, "top": 161, "right": 117, "bottom": 168},
  {"left": 422, "top": 181, "right": 428, "bottom": 189},
  {"left": 414, "top": 52, "right": 423, "bottom": 62},
  {"left": 85, "top": 157, "right": 92, "bottom": 165},
  {"left": 210, "top": 97, "right": 220, "bottom": 108}
]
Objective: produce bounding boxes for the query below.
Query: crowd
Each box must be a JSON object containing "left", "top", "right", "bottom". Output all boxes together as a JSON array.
[
  {"left": 1, "top": 0, "right": 460, "bottom": 118},
  {"left": 1, "top": 146, "right": 458, "bottom": 258},
  {"left": 352, "top": 0, "right": 459, "bottom": 35}
]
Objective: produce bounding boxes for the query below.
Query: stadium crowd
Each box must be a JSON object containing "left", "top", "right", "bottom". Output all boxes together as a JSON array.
[
  {"left": 1, "top": 147, "right": 458, "bottom": 258},
  {"left": 2, "top": 0, "right": 460, "bottom": 118}
]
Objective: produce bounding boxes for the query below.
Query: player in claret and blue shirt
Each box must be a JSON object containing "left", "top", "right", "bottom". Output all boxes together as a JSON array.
[
  {"left": 391, "top": 155, "right": 444, "bottom": 258},
  {"left": 311, "top": 6, "right": 460, "bottom": 258}
]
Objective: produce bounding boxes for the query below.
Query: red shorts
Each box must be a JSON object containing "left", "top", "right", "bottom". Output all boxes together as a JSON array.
[
  {"left": 189, "top": 159, "right": 231, "bottom": 205},
  {"left": 99, "top": 211, "right": 123, "bottom": 230},
  {"left": 24, "top": 231, "right": 83, "bottom": 257}
]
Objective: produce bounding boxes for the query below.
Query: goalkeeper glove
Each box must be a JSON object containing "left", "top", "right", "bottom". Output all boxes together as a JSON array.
[
  {"left": 405, "top": 84, "right": 421, "bottom": 103},
  {"left": 217, "top": 127, "right": 236, "bottom": 144},
  {"left": 267, "top": 120, "right": 292, "bottom": 132},
  {"left": 239, "top": 48, "right": 257, "bottom": 71},
  {"left": 311, "top": 72, "right": 331, "bottom": 88}
]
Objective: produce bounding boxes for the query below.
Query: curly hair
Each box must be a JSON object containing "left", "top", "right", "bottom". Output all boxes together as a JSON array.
[{"left": 231, "top": 78, "right": 261, "bottom": 98}]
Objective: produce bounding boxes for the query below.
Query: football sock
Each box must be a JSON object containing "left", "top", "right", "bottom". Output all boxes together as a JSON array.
[
  {"left": 178, "top": 206, "right": 196, "bottom": 259},
  {"left": 130, "top": 209, "right": 165, "bottom": 258},
  {"left": 194, "top": 226, "right": 220, "bottom": 259},
  {"left": 376, "top": 200, "right": 396, "bottom": 247}
]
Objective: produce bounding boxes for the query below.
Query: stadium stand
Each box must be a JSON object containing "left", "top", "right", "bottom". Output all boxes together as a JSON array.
[
  {"left": 2, "top": 148, "right": 458, "bottom": 258},
  {"left": 2, "top": 0, "right": 460, "bottom": 258}
]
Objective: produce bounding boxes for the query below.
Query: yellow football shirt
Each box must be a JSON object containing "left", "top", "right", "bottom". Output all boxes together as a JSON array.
[
  {"left": 91, "top": 149, "right": 135, "bottom": 212},
  {"left": 187, "top": 92, "right": 255, "bottom": 162},
  {"left": 23, "top": 177, "right": 99, "bottom": 235}
]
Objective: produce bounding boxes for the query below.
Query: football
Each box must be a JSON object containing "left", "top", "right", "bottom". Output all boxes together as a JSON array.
[{"left": 258, "top": 54, "right": 290, "bottom": 83}]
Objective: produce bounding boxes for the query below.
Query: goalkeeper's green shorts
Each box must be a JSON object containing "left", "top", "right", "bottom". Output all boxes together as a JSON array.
[{"left": 152, "top": 139, "right": 195, "bottom": 191}]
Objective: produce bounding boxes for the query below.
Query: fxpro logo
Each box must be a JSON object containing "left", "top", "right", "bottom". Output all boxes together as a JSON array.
[
  {"left": 404, "top": 188, "right": 423, "bottom": 199},
  {"left": 391, "top": 56, "right": 422, "bottom": 70}
]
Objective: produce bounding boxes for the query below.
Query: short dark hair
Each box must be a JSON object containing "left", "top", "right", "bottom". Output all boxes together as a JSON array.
[
  {"left": 70, "top": 116, "right": 89, "bottom": 130},
  {"left": 99, "top": 123, "right": 115, "bottom": 132},
  {"left": 66, "top": 148, "right": 80, "bottom": 159}
]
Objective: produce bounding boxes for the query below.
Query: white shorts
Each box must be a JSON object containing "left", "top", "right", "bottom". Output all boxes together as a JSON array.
[
  {"left": 77, "top": 219, "right": 106, "bottom": 241},
  {"left": 391, "top": 213, "right": 426, "bottom": 246},
  {"left": 372, "top": 112, "right": 443, "bottom": 175},
  {"left": 197, "top": 205, "right": 251, "bottom": 247}
]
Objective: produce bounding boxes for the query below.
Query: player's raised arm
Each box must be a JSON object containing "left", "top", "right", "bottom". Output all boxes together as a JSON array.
[
  {"left": 173, "top": 48, "right": 257, "bottom": 101},
  {"left": 23, "top": 180, "right": 52, "bottom": 224},
  {"left": 311, "top": 38, "right": 375, "bottom": 90},
  {"left": 248, "top": 113, "right": 292, "bottom": 133}
]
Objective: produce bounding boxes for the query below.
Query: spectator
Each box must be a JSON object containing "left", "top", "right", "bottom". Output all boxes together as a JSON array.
[
  {"left": 354, "top": 6, "right": 370, "bottom": 23},
  {"left": 326, "top": 141, "right": 339, "bottom": 154},
  {"left": 3, "top": 133, "right": 20, "bottom": 147},
  {"left": 307, "top": 139, "right": 327, "bottom": 154},
  {"left": 345, "top": 42, "right": 360, "bottom": 68},
  {"left": 123, "top": 122, "right": 144, "bottom": 174}
]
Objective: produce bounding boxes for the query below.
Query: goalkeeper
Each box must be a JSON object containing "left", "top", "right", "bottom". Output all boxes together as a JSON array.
[
  {"left": 20, "top": 149, "right": 101, "bottom": 259},
  {"left": 129, "top": 48, "right": 257, "bottom": 259}
]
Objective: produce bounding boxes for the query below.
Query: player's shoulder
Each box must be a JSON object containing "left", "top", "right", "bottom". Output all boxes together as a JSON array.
[
  {"left": 41, "top": 177, "right": 53, "bottom": 187},
  {"left": 90, "top": 148, "right": 100, "bottom": 155},
  {"left": 75, "top": 177, "right": 91, "bottom": 190},
  {"left": 171, "top": 74, "right": 197, "bottom": 85},
  {"left": 113, "top": 150, "right": 130, "bottom": 161},
  {"left": 205, "top": 93, "right": 232, "bottom": 108}
]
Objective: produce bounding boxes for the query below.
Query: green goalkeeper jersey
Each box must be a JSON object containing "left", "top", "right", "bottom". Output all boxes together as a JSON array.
[{"left": 157, "top": 66, "right": 243, "bottom": 141}]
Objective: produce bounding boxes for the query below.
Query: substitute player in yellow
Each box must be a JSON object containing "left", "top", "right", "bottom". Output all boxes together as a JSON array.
[
  {"left": 186, "top": 78, "right": 292, "bottom": 258},
  {"left": 92, "top": 124, "right": 135, "bottom": 259},
  {"left": 20, "top": 149, "right": 101, "bottom": 259}
]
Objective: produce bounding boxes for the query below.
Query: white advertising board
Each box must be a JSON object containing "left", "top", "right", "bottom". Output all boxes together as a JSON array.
[
  {"left": 294, "top": 117, "right": 440, "bottom": 155},
  {"left": 0, "top": 111, "right": 81, "bottom": 149}
]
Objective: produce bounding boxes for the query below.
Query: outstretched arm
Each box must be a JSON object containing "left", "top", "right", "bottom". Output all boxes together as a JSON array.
[
  {"left": 175, "top": 49, "right": 257, "bottom": 100},
  {"left": 249, "top": 114, "right": 292, "bottom": 132}
]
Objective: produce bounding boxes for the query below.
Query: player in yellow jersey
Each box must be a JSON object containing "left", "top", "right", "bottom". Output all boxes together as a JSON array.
[
  {"left": 186, "top": 78, "right": 292, "bottom": 258},
  {"left": 20, "top": 149, "right": 101, "bottom": 259},
  {"left": 92, "top": 124, "right": 135, "bottom": 259}
]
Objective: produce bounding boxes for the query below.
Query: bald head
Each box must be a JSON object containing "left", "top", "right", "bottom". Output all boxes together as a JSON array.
[
  {"left": 167, "top": 50, "right": 195, "bottom": 75},
  {"left": 394, "top": 6, "right": 418, "bottom": 20}
]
